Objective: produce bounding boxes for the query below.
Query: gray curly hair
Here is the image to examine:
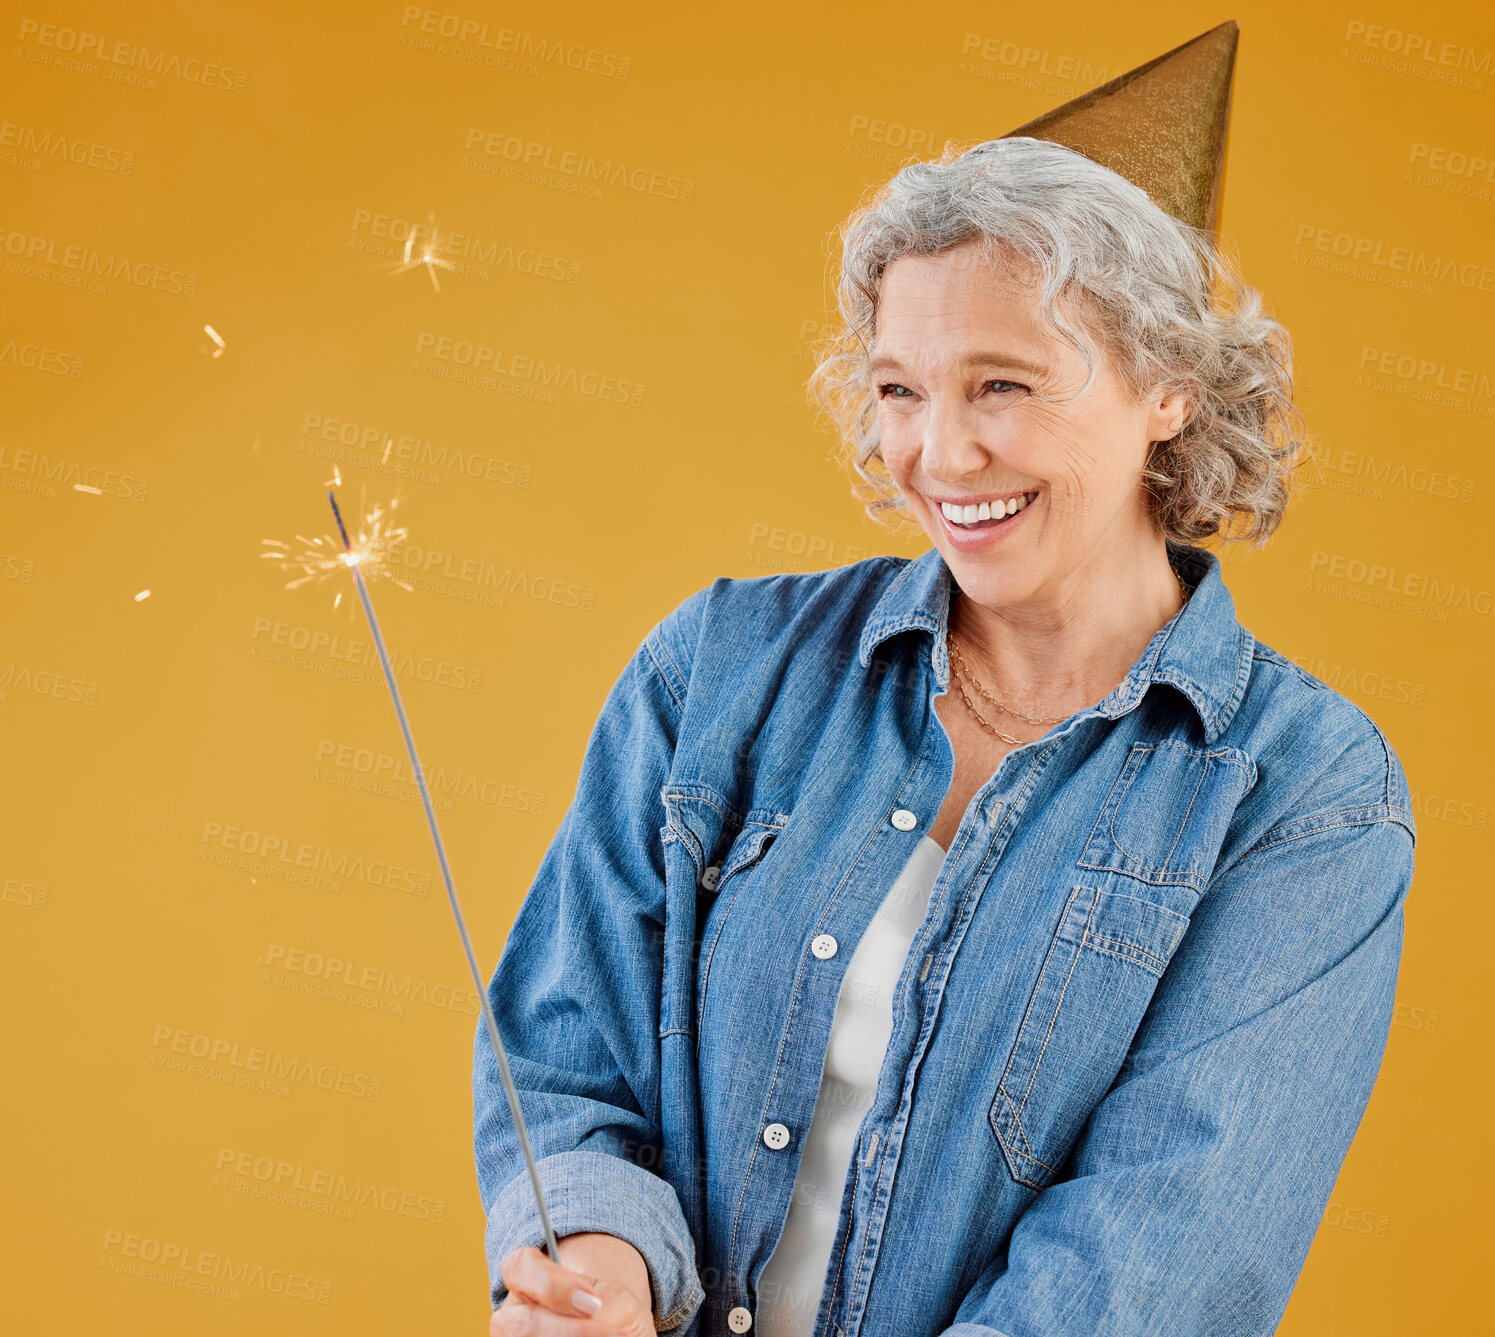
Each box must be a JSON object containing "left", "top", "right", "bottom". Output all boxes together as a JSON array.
[{"left": 807, "top": 136, "right": 1308, "bottom": 547}]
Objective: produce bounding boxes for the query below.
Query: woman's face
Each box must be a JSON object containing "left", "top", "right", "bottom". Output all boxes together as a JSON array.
[{"left": 871, "top": 240, "right": 1187, "bottom": 610}]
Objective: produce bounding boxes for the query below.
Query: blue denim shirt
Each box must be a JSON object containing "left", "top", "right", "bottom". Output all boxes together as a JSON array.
[{"left": 474, "top": 542, "right": 1416, "bottom": 1337}]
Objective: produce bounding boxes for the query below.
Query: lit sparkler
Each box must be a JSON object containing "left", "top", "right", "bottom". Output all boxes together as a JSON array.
[
  {"left": 260, "top": 478, "right": 413, "bottom": 613},
  {"left": 263, "top": 488, "right": 561, "bottom": 1267}
]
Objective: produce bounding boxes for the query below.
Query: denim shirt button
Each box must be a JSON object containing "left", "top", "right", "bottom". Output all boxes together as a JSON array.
[
  {"left": 763, "top": 1122, "right": 790, "bottom": 1150},
  {"left": 700, "top": 864, "right": 721, "bottom": 891},
  {"left": 728, "top": 1306, "right": 754, "bottom": 1332},
  {"left": 890, "top": 808, "right": 918, "bottom": 831},
  {"left": 811, "top": 934, "right": 839, "bottom": 959}
]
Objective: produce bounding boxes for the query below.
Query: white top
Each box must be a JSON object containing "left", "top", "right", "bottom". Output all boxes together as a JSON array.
[{"left": 755, "top": 835, "right": 946, "bottom": 1337}]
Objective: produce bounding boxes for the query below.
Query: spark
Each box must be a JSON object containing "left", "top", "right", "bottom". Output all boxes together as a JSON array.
[
  {"left": 134, "top": 589, "right": 151, "bottom": 602},
  {"left": 386, "top": 212, "right": 457, "bottom": 292},
  {"left": 203, "top": 324, "right": 226, "bottom": 358},
  {"left": 261, "top": 485, "right": 413, "bottom": 607}
]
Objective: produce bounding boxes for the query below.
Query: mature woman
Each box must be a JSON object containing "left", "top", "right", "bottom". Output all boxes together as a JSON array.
[{"left": 474, "top": 133, "right": 1416, "bottom": 1337}]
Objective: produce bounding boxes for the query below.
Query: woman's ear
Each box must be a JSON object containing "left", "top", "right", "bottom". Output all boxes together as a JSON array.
[{"left": 1149, "top": 390, "right": 1192, "bottom": 442}]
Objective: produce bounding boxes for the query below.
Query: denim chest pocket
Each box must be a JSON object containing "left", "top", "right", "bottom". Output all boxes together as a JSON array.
[
  {"left": 989, "top": 884, "right": 1189, "bottom": 1190},
  {"left": 658, "top": 783, "right": 789, "bottom": 1040},
  {"left": 988, "top": 741, "right": 1252, "bottom": 1189},
  {"left": 1077, "top": 740, "right": 1255, "bottom": 893}
]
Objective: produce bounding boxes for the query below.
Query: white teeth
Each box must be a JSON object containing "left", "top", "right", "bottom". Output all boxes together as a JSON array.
[{"left": 939, "top": 493, "right": 1036, "bottom": 526}]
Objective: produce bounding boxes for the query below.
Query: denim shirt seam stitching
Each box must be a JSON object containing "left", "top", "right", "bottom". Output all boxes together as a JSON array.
[
  {"left": 961, "top": 738, "right": 1063, "bottom": 1177},
  {"left": 994, "top": 1088, "right": 1041, "bottom": 1166},
  {"left": 987, "top": 740, "right": 1074, "bottom": 1148},
  {"left": 1235, "top": 806, "right": 1406, "bottom": 864},
  {"left": 657, "top": 1279, "right": 707, "bottom": 1328},
  {"left": 1082, "top": 932, "right": 1168, "bottom": 974},
  {"left": 987, "top": 732, "right": 1104, "bottom": 1184},
  {"left": 1388, "top": 806, "right": 1417, "bottom": 839},
  {"left": 643, "top": 633, "right": 688, "bottom": 717},
  {"left": 1375, "top": 720, "right": 1395, "bottom": 810},
  {"left": 1014, "top": 889, "right": 1101, "bottom": 1126},
  {"left": 694, "top": 865, "right": 759, "bottom": 1040},
  {"left": 991, "top": 887, "right": 1076, "bottom": 1147},
  {"left": 878, "top": 772, "right": 990, "bottom": 1058},
  {"left": 907, "top": 811, "right": 1007, "bottom": 1052},
  {"left": 1227, "top": 622, "right": 1255, "bottom": 736},
  {"left": 844, "top": 1145, "right": 891, "bottom": 1333},
  {"left": 1159, "top": 760, "right": 1210, "bottom": 872}
]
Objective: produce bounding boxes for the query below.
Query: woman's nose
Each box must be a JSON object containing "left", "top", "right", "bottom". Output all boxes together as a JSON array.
[{"left": 919, "top": 394, "right": 988, "bottom": 477}]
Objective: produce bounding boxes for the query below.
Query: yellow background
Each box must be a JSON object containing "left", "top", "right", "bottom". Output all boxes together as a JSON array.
[{"left": 2, "top": 1, "right": 1489, "bottom": 1331}]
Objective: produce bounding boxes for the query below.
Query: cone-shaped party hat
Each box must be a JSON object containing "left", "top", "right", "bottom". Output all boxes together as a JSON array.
[{"left": 1002, "top": 21, "right": 1238, "bottom": 234}]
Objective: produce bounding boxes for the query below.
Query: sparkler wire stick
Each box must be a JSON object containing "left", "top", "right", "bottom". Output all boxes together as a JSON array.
[{"left": 328, "top": 490, "right": 561, "bottom": 1266}]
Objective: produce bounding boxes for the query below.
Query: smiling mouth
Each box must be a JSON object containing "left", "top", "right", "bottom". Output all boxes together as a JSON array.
[{"left": 937, "top": 492, "right": 1039, "bottom": 530}]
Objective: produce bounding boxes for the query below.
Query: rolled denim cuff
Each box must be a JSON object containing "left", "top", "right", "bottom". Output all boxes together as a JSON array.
[{"left": 485, "top": 1149, "right": 704, "bottom": 1335}]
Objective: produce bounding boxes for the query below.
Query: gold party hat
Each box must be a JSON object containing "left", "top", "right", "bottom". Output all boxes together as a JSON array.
[{"left": 1002, "top": 21, "right": 1238, "bottom": 233}]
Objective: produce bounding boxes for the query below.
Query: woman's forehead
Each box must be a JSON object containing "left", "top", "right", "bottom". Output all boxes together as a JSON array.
[{"left": 874, "top": 266, "right": 1055, "bottom": 361}]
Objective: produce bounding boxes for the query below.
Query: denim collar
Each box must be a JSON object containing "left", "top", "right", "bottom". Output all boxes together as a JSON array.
[{"left": 856, "top": 543, "right": 1254, "bottom": 745}]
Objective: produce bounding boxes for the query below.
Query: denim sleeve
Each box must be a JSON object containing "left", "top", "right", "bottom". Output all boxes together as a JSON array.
[
  {"left": 940, "top": 805, "right": 1416, "bottom": 1337},
  {"left": 474, "top": 591, "right": 708, "bottom": 1333}
]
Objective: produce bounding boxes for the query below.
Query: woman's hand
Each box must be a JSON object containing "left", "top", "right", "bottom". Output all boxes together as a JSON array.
[{"left": 491, "top": 1233, "right": 654, "bottom": 1337}]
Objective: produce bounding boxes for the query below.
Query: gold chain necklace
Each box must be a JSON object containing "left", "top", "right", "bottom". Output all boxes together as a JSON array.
[
  {"left": 946, "top": 558, "right": 1192, "bottom": 743},
  {"left": 948, "top": 632, "right": 1068, "bottom": 727},
  {"left": 946, "top": 647, "right": 1029, "bottom": 744}
]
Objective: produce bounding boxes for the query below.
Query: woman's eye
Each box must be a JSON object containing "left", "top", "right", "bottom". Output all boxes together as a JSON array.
[{"left": 875, "top": 380, "right": 1026, "bottom": 400}]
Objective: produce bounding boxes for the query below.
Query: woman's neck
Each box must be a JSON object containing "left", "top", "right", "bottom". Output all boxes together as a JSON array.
[{"left": 947, "top": 546, "right": 1186, "bottom": 721}]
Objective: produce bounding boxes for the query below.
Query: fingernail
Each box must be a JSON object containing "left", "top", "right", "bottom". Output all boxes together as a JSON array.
[{"left": 572, "top": 1289, "right": 603, "bottom": 1316}]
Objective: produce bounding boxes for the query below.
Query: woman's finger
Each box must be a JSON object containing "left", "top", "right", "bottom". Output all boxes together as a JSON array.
[
  {"left": 499, "top": 1245, "right": 606, "bottom": 1318},
  {"left": 585, "top": 1277, "right": 656, "bottom": 1337}
]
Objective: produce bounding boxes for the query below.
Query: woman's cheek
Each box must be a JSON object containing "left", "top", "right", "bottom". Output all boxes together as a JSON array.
[{"left": 878, "top": 419, "right": 919, "bottom": 482}]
